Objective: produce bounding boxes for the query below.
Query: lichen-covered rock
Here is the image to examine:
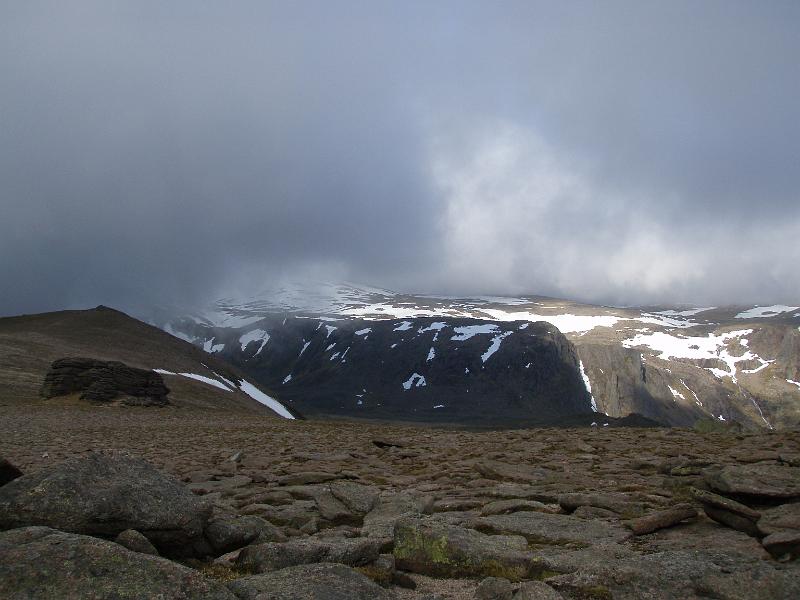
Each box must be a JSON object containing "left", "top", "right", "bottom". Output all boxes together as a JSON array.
[
  {"left": 393, "top": 517, "right": 535, "bottom": 581},
  {"left": 0, "top": 453, "right": 211, "bottom": 557},
  {"left": 41, "top": 357, "right": 170, "bottom": 406},
  {"left": 227, "top": 563, "right": 397, "bottom": 600},
  {"left": 0, "top": 527, "right": 235, "bottom": 599}
]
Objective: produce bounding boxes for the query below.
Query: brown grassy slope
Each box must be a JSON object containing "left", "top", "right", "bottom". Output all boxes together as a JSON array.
[{"left": 0, "top": 305, "right": 285, "bottom": 415}]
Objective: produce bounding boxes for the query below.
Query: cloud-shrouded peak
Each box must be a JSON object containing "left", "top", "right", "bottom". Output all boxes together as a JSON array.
[{"left": 1, "top": 2, "right": 798, "bottom": 315}]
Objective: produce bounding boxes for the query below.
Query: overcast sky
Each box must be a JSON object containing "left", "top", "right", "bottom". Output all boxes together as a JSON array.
[{"left": 2, "top": 1, "right": 799, "bottom": 315}]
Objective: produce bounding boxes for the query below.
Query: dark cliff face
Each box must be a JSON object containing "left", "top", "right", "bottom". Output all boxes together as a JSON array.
[{"left": 192, "top": 317, "right": 594, "bottom": 425}]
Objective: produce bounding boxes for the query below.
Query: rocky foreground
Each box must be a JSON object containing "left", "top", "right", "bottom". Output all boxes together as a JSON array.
[{"left": 1, "top": 405, "right": 799, "bottom": 599}]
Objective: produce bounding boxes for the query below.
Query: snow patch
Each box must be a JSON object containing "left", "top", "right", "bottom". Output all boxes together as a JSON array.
[
  {"left": 579, "top": 360, "right": 598, "bottom": 412},
  {"left": 203, "top": 339, "right": 225, "bottom": 353},
  {"left": 239, "top": 329, "right": 269, "bottom": 354},
  {"left": 623, "top": 329, "right": 757, "bottom": 383},
  {"left": 735, "top": 305, "right": 799, "bottom": 319},
  {"left": 402, "top": 373, "right": 427, "bottom": 390},
  {"left": 427, "top": 347, "right": 436, "bottom": 362},
  {"left": 393, "top": 321, "right": 413, "bottom": 331},
  {"left": 239, "top": 379, "right": 295, "bottom": 419},
  {"left": 282, "top": 374, "right": 292, "bottom": 384},
  {"left": 451, "top": 324, "right": 499, "bottom": 341},
  {"left": 482, "top": 331, "right": 512, "bottom": 363}
]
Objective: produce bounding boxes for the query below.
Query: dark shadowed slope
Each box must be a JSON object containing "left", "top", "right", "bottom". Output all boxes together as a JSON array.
[{"left": 0, "top": 306, "right": 294, "bottom": 418}]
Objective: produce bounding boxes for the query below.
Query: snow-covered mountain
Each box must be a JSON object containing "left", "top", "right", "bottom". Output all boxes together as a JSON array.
[{"left": 146, "top": 283, "right": 800, "bottom": 428}]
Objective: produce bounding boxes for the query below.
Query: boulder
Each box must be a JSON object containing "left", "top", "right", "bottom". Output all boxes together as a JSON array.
[
  {"left": 0, "top": 453, "right": 211, "bottom": 557},
  {"left": 558, "top": 492, "right": 646, "bottom": 518},
  {"left": 40, "top": 357, "right": 169, "bottom": 406},
  {"left": 114, "top": 529, "right": 159, "bottom": 556},
  {"left": 757, "top": 502, "right": 800, "bottom": 536},
  {"left": 393, "top": 517, "right": 535, "bottom": 581},
  {"left": 705, "top": 464, "right": 800, "bottom": 500},
  {"left": 547, "top": 548, "right": 800, "bottom": 600},
  {"left": 761, "top": 530, "right": 800, "bottom": 561},
  {"left": 361, "top": 492, "right": 432, "bottom": 539},
  {"left": 235, "top": 537, "right": 382, "bottom": 573},
  {"left": 623, "top": 504, "right": 697, "bottom": 536},
  {"left": 227, "top": 563, "right": 397, "bottom": 600},
  {"left": 0, "top": 527, "right": 235, "bottom": 599},
  {"left": 691, "top": 488, "right": 761, "bottom": 536},
  {"left": 0, "top": 456, "right": 22, "bottom": 487},
  {"left": 205, "top": 513, "right": 287, "bottom": 554},
  {"left": 480, "top": 499, "right": 549, "bottom": 516},
  {"left": 515, "top": 580, "right": 565, "bottom": 600},
  {"left": 329, "top": 481, "right": 380, "bottom": 515},
  {"left": 475, "top": 576, "right": 513, "bottom": 600}
]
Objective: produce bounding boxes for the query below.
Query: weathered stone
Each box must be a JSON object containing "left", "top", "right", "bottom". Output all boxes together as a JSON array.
[
  {"left": 205, "top": 513, "right": 287, "bottom": 554},
  {"left": 515, "top": 580, "right": 565, "bottom": 600},
  {"left": 705, "top": 464, "right": 800, "bottom": 500},
  {"left": 474, "top": 511, "right": 631, "bottom": 547},
  {"left": 548, "top": 548, "right": 800, "bottom": 600},
  {"left": 0, "top": 527, "right": 235, "bottom": 599},
  {"left": 227, "top": 563, "right": 397, "bottom": 600},
  {"left": 558, "top": 492, "right": 646, "bottom": 517},
  {"left": 393, "top": 517, "right": 535, "bottom": 581},
  {"left": 0, "top": 453, "right": 211, "bottom": 557},
  {"left": 623, "top": 503, "right": 697, "bottom": 536},
  {"left": 691, "top": 487, "right": 761, "bottom": 536},
  {"left": 362, "top": 492, "right": 432, "bottom": 539},
  {"left": 40, "top": 357, "right": 169, "bottom": 406},
  {"left": 187, "top": 475, "right": 253, "bottom": 495},
  {"left": 235, "top": 537, "right": 382, "bottom": 572},
  {"left": 330, "top": 481, "right": 380, "bottom": 515},
  {"left": 277, "top": 471, "right": 347, "bottom": 486},
  {"left": 757, "top": 502, "right": 800, "bottom": 536},
  {"left": 474, "top": 461, "right": 548, "bottom": 483},
  {"left": 475, "top": 576, "right": 513, "bottom": 600},
  {"left": 761, "top": 530, "right": 800, "bottom": 561},
  {"left": 480, "top": 499, "right": 549, "bottom": 516},
  {"left": 114, "top": 528, "right": 159, "bottom": 555},
  {"left": 244, "top": 500, "right": 318, "bottom": 529},
  {"left": 0, "top": 456, "right": 22, "bottom": 487}
]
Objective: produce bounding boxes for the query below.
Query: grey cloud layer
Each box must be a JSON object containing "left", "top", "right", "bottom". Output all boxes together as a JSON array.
[{"left": 1, "top": 1, "right": 798, "bottom": 315}]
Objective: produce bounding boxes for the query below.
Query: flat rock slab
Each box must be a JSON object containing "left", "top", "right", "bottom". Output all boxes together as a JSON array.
[
  {"left": 0, "top": 453, "right": 211, "bottom": 557},
  {"left": 705, "top": 464, "right": 800, "bottom": 500},
  {"left": 474, "top": 461, "right": 550, "bottom": 483},
  {"left": 558, "top": 492, "right": 646, "bottom": 517},
  {"left": 474, "top": 511, "right": 631, "bottom": 547},
  {"left": 227, "top": 563, "right": 397, "bottom": 600},
  {"left": 548, "top": 548, "right": 800, "bottom": 600},
  {"left": 480, "top": 499, "right": 550, "bottom": 516},
  {"left": 0, "top": 527, "right": 235, "bottom": 599},
  {"left": 236, "top": 537, "right": 382, "bottom": 573},
  {"left": 758, "top": 502, "right": 800, "bottom": 536},
  {"left": 187, "top": 475, "right": 253, "bottom": 494},
  {"left": 277, "top": 471, "right": 349, "bottom": 486},
  {"left": 393, "top": 516, "right": 535, "bottom": 581}
]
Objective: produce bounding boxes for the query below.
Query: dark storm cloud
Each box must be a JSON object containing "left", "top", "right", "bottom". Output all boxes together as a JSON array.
[{"left": 1, "top": 1, "right": 799, "bottom": 315}]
